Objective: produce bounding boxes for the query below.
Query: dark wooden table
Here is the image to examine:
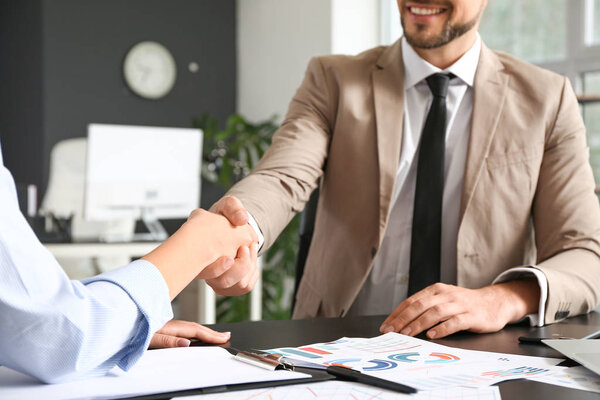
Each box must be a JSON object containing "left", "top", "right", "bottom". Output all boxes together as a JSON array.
[{"left": 203, "top": 312, "right": 600, "bottom": 399}]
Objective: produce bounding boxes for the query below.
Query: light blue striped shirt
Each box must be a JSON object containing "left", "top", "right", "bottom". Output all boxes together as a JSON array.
[{"left": 0, "top": 147, "right": 173, "bottom": 383}]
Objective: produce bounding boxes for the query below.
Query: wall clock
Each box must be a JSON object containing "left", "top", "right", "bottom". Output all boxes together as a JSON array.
[{"left": 123, "top": 41, "right": 177, "bottom": 99}]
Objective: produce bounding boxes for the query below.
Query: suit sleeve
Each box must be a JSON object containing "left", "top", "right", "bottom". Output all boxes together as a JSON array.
[
  {"left": 532, "top": 77, "right": 600, "bottom": 324},
  {"left": 227, "top": 57, "right": 334, "bottom": 250}
]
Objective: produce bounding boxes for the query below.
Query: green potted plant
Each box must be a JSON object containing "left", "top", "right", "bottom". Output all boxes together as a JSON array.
[{"left": 192, "top": 113, "right": 299, "bottom": 321}]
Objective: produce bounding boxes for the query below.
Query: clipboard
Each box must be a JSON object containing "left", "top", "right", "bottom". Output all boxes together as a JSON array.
[
  {"left": 233, "top": 349, "right": 417, "bottom": 394},
  {"left": 119, "top": 348, "right": 334, "bottom": 400}
]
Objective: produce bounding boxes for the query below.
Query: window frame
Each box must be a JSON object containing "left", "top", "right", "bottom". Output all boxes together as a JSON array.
[{"left": 562, "top": 0, "right": 600, "bottom": 92}]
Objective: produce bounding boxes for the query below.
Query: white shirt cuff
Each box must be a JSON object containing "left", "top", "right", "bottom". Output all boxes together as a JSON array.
[
  {"left": 492, "top": 267, "right": 548, "bottom": 327},
  {"left": 246, "top": 211, "right": 265, "bottom": 250}
]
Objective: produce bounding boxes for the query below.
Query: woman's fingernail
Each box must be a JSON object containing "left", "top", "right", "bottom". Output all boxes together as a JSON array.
[
  {"left": 428, "top": 330, "right": 436, "bottom": 339},
  {"left": 222, "top": 331, "right": 231, "bottom": 337},
  {"left": 380, "top": 324, "right": 392, "bottom": 333},
  {"left": 177, "top": 338, "right": 191, "bottom": 347},
  {"left": 401, "top": 327, "right": 411, "bottom": 336}
]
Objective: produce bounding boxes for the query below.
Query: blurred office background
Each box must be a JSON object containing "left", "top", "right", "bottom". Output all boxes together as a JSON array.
[{"left": 0, "top": 0, "right": 599, "bottom": 323}]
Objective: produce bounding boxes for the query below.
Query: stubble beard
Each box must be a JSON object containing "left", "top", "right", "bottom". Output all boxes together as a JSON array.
[{"left": 400, "top": 4, "right": 482, "bottom": 49}]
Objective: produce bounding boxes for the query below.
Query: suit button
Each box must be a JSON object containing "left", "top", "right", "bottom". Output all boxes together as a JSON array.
[
  {"left": 555, "top": 310, "right": 570, "bottom": 320},
  {"left": 371, "top": 247, "right": 377, "bottom": 258}
]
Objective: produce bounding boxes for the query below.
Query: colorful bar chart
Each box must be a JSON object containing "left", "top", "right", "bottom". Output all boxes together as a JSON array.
[
  {"left": 276, "top": 348, "right": 323, "bottom": 359},
  {"left": 299, "top": 347, "right": 332, "bottom": 355}
]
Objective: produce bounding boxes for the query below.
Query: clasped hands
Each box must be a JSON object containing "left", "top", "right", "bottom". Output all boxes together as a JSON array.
[{"left": 195, "top": 196, "right": 261, "bottom": 296}]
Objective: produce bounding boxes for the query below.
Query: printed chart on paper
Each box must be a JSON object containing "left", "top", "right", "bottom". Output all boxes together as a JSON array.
[{"left": 266, "top": 333, "right": 562, "bottom": 390}]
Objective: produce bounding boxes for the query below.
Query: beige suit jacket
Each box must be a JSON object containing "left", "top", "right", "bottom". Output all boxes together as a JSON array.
[{"left": 228, "top": 39, "right": 600, "bottom": 324}]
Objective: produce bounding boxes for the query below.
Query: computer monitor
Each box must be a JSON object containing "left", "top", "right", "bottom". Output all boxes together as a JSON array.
[{"left": 84, "top": 123, "right": 202, "bottom": 241}]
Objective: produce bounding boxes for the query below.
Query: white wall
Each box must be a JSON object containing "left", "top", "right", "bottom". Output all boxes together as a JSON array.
[
  {"left": 331, "top": 0, "right": 380, "bottom": 55},
  {"left": 237, "top": 0, "right": 332, "bottom": 122},
  {"left": 237, "top": 0, "right": 381, "bottom": 123},
  {"left": 380, "top": 0, "right": 403, "bottom": 45}
]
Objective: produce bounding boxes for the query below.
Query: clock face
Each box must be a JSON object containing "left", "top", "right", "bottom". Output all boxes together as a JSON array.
[{"left": 123, "top": 41, "right": 177, "bottom": 99}]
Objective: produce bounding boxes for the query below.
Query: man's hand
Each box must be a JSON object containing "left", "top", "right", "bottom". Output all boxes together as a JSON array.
[
  {"left": 149, "top": 320, "right": 231, "bottom": 348},
  {"left": 201, "top": 196, "right": 260, "bottom": 296},
  {"left": 209, "top": 195, "right": 250, "bottom": 226},
  {"left": 379, "top": 280, "right": 540, "bottom": 339},
  {"left": 206, "top": 243, "right": 259, "bottom": 296}
]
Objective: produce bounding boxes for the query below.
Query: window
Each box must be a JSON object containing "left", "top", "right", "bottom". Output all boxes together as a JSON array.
[
  {"left": 582, "top": 72, "right": 600, "bottom": 187},
  {"left": 588, "top": 0, "right": 600, "bottom": 45},
  {"left": 477, "top": 0, "right": 600, "bottom": 82},
  {"left": 479, "top": 0, "right": 566, "bottom": 64}
]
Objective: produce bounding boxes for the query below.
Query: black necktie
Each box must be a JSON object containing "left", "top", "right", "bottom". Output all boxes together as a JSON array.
[{"left": 408, "top": 73, "right": 453, "bottom": 296}]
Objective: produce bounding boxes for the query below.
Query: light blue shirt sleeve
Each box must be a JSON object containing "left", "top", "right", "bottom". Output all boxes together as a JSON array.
[{"left": 0, "top": 152, "right": 173, "bottom": 383}]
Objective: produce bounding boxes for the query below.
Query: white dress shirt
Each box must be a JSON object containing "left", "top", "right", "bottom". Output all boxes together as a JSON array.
[
  {"left": 348, "top": 36, "right": 547, "bottom": 325},
  {"left": 0, "top": 144, "right": 173, "bottom": 383}
]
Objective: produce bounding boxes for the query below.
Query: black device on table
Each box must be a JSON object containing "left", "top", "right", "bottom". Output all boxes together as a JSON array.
[{"left": 518, "top": 319, "right": 600, "bottom": 344}]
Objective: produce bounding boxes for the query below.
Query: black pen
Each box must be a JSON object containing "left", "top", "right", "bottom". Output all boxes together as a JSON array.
[
  {"left": 326, "top": 365, "right": 417, "bottom": 394},
  {"left": 518, "top": 336, "right": 573, "bottom": 344},
  {"left": 234, "top": 350, "right": 418, "bottom": 394}
]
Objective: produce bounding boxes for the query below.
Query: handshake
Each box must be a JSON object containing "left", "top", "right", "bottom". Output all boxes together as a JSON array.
[{"left": 143, "top": 195, "right": 260, "bottom": 302}]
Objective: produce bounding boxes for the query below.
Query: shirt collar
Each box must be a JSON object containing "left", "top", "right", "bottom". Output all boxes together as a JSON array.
[{"left": 402, "top": 33, "right": 481, "bottom": 89}]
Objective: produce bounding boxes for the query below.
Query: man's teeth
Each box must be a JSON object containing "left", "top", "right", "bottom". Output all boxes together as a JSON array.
[{"left": 410, "top": 7, "right": 444, "bottom": 16}]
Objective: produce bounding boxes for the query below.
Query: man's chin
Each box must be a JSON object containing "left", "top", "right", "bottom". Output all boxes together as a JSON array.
[{"left": 404, "top": 31, "right": 450, "bottom": 49}]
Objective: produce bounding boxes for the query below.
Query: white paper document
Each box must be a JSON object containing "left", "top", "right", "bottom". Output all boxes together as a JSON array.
[
  {"left": 192, "top": 380, "right": 502, "bottom": 400},
  {"left": 0, "top": 347, "right": 309, "bottom": 400},
  {"left": 528, "top": 366, "right": 600, "bottom": 393},
  {"left": 267, "top": 332, "right": 562, "bottom": 390}
]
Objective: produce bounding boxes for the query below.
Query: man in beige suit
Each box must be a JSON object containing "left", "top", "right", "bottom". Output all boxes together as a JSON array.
[{"left": 206, "top": 0, "right": 600, "bottom": 339}]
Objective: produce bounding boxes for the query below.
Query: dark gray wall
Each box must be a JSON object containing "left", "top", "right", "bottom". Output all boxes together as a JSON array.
[
  {"left": 0, "top": 0, "right": 236, "bottom": 209},
  {"left": 0, "top": 1, "right": 44, "bottom": 189}
]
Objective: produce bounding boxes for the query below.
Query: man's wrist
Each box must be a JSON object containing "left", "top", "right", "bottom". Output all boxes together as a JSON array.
[
  {"left": 246, "top": 211, "right": 265, "bottom": 249},
  {"left": 492, "top": 279, "right": 541, "bottom": 323}
]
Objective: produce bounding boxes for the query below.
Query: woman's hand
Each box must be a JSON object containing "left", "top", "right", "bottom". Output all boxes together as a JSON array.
[{"left": 149, "top": 320, "right": 231, "bottom": 348}]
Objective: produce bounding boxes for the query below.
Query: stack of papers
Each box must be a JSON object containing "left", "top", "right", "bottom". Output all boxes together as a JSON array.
[{"left": 266, "top": 332, "right": 562, "bottom": 391}]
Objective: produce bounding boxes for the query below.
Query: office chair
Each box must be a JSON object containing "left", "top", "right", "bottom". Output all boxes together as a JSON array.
[
  {"left": 40, "top": 138, "right": 134, "bottom": 278},
  {"left": 291, "top": 186, "right": 320, "bottom": 313}
]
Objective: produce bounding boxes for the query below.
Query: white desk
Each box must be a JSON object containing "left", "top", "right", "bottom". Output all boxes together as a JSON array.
[
  {"left": 44, "top": 242, "right": 262, "bottom": 324},
  {"left": 44, "top": 241, "right": 161, "bottom": 259}
]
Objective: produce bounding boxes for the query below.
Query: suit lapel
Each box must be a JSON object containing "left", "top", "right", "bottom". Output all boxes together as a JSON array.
[
  {"left": 372, "top": 40, "right": 405, "bottom": 241},
  {"left": 459, "top": 44, "right": 510, "bottom": 224}
]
